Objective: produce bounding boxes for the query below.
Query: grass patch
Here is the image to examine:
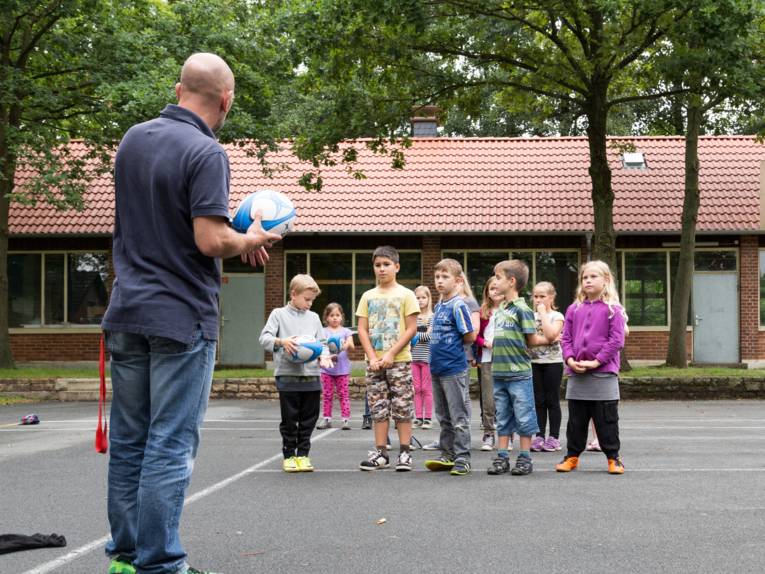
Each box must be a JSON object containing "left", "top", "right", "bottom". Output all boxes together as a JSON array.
[
  {"left": 0, "top": 367, "right": 105, "bottom": 379},
  {"left": 2, "top": 365, "right": 764, "bottom": 381},
  {"left": 0, "top": 395, "right": 36, "bottom": 406},
  {"left": 213, "top": 368, "right": 272, "bottom": 379},
  {"left": 622, "top": 366, "right": 765, "bottom": 378}
]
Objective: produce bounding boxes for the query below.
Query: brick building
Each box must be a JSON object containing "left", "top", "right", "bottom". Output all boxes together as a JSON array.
[{"left": 9, "top": 134, "right": 765, "bottom": 366}]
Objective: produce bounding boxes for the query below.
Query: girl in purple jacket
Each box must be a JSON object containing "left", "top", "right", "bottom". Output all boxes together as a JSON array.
[{"left": 556, "top": 260, "right": 628, "bottom": 475}]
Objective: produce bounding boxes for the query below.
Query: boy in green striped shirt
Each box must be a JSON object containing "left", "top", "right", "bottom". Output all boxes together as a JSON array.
[{"left": 488, "top": 260, "right": 555, "bottom": 476}]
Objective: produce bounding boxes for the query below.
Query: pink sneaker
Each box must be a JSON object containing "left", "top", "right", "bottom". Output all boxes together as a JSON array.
[
  {"left": 542, "top": 436, "right": 561, "bottom": 451},
  {"left": 586, "top": 439, "right": 601, "bottom": 452},
  {"left": 530, "top": 436, "right": 545, "bottom": 452}
]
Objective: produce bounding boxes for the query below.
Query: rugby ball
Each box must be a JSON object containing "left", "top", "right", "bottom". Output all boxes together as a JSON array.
[
  {"left": 232, "top": 189, "right": 296, "bottom": 236},
  {"left": 285, "top": 336, "right": 323, "bottom": 363},
  {"left": 327, "top": 335, "right": 344, "bottom": 354}
]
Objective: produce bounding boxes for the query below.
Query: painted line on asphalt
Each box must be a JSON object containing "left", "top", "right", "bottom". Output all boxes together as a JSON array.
[{"left": 19, "top": 428, "right": 338, "bottom": 574}]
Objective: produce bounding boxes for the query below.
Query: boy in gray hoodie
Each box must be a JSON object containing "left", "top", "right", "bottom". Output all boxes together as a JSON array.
[{"left": 259, "top": 274, "right": 333, "bottom": 472}]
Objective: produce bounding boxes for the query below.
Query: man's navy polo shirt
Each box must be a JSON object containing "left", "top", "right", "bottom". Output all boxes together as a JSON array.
[{"left": 102, "top": 105, "right": 231, "bottom": 343}]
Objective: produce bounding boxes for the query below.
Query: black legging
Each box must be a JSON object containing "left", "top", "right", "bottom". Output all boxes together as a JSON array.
[{"left": 532, "top": 362, "right": 563, "bottom": 438}]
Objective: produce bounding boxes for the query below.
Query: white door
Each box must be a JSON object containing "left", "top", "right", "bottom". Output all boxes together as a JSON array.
[
  {"left": 219, "top": 274, "right": 265, "bottom": 366},
  {"left": 692, "top": 272, "right": 738, "bottom": 364}
]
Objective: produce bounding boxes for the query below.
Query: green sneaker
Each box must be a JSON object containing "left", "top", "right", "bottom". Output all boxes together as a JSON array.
[
  {"left": 424, "top": 455, "right": 454, "bottom": 471},
  {"left": 296, "top": 456, "right": 314, "bottom": 472},
  {"left": 282, "top": 456, "right": 300, "bottom": 473},
  {"left": 108, "top": 556, "right": 136, "bottom": 574}
]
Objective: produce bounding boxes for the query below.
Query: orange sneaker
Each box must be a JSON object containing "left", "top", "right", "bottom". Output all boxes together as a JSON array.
[
  {"left": 555, "top": 456, "right": 579, "bottom": 472},
  {"left": 608, "top": 457, "right": 625, "bottom": 474}
]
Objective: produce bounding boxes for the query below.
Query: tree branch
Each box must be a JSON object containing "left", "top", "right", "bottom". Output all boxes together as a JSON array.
[
  {"left": 608, "top": 87, "right": 689, "bottom": 108},
  {"left": 16, "top": 3, "right": 67, "bottom": 68}
]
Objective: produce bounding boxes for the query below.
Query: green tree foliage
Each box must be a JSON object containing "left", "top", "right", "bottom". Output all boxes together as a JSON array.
[
  {"left": 659, "top": 0, "right": 765, "bottom": 367},
  {"left": 269, "top": 0, "right": 694, "bottom": 270}
]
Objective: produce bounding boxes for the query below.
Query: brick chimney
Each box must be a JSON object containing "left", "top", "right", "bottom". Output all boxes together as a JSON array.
[{"left": 411, "top": 105, "right": 440, "bottom": 137}]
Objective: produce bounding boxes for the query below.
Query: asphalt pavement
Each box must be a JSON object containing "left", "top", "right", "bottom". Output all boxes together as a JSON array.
[{"left": 1, "top": 399, "right": 763, "bottom": 574}]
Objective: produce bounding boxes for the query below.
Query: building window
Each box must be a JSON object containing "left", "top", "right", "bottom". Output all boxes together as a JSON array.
[
  {"left": 443, "top": 250, "right": 579, "bottom": 316},
  {"left": 68, "top": 253, "right": 110, "bottom": 324},
  {"left": 621, "top": 249, "right": 736, "bottom": 328},
  {"left": 623, "top": 252, "right": 668, "bottom": 326},
  {"left": 9, "top": 254, "right": 42, "bottom": 327},
  {"left": 284, "top": 251, "right": 421, "bottom": 326},
  {"left": 8, "top": 252, "right": 109, "bottom": 328},
  {"left": 760, "top": 250, "right": 765, "bottom": 326}
]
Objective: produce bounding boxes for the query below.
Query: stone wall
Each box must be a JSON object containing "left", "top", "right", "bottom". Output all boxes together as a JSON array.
[{"left": 3, "top": 376, "right": 765, "bottom": 401}]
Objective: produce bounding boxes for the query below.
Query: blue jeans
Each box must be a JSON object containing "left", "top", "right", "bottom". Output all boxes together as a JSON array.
[
  {"left": 493, "top": 375, "right": 539, "bottom": 438},
  {"left": 431, "top": 370, "right": 471, "bottom": 461},
  {"left": 105, "top": 329, "right": 216, "bottom": 574}
]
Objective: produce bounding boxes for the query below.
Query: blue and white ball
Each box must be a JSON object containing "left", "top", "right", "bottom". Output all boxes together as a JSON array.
[
  {"left": 327, "top": 335, "right": 344, "bottom": 354},
  {"left": 286, "top": 336, "right": 323, "bottom": 363},
  {"left": 232, "top": 189, "right": 296, "bottom": 236}
]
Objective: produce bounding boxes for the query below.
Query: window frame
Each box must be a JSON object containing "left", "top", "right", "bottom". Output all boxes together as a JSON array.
[
  {"left": 758, "top": 248, "right": 765, "bottom": 330},
  {"left": 8, "top": 249, "right": 110, "bottom": 333},
  {"left": 440, "top": 248, "right": 581, "bottom": 316},
  {"left": 618, "top": 247, "right": 739, "bottom": 331},
  {"left": 283, "top": 249, "right": 422, "bottom": 327}
]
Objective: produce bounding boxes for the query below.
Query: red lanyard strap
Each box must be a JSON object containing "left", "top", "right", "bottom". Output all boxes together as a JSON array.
[{"left": 95, "top": 333, "right": 108, "bottom": 453}]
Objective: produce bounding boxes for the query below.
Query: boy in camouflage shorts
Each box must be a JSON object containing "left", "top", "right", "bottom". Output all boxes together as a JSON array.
[{"left": 356, "top": 246, "right": 419, "bottom": 471}]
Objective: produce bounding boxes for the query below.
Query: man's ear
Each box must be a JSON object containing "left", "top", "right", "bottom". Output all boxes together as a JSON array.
[
  {"left": 223, "top": 89, "right": 234, "bottom": 113},
  {"left": 175, "top": 82, "right": 182, "bottom": 101}
]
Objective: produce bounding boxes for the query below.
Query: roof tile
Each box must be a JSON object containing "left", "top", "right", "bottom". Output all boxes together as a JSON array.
[{"left": 9, "top": 136, "right": 765, "bottom": 235}]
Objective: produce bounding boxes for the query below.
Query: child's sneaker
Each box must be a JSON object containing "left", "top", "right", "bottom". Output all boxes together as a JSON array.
[
  {"left": 361, "top": 415, "right": 372, "bottom": 429},
  {"left": 412, "top": 418, "right": 423, "bottom": 428},
  {"left": 422, "top": 440, "right": 441, "bottom": 450},
  {"left": 108, "top": 556, "right": 136, "bottom": 574},
  {"left": 424, "top": 455, "right": 455, "bottom": 471},
  {"left": 282, "top": 456, "right": 300, "bottom": 473},
  {"left": 421, "top": 418, "right": 433, "bottom": 429},
  {"left": 586, "top": 438, "right": 601, "bottom": 451},
  {"left": 359, "top": 449, "right": 389, "bottom": 470},
  {"left": 296, "top": 456, "right": 314, "bottom": 472},
  {"left": 530, "top": 436, "right": 545, "bottom": 452},
  {"left": 341, "top": 419, "right": 351, "bottom": 430},
  {"left": 511, "top": 455, "right": 533, "bottom": 475},
  {"left": 396, "top": 451, "right": 413, "bottom": 471},
  {"left": 487, "top": 456, "right": 510, "bottom": 475},
  {"left": 543, "top": 436, "right": 561, "bottom": 451},
  {"left": 608, "top": 457, "right": 625, "bottom": 475},
  {"left": 450, "top": 459, "right": 471, "bottom": 476},
  {"left": 316, "top": 418, "right": 331, "bottom": 430},
  {"left": 555, "top": 456, "right": 579, "bottom": 472},
  {"left": 410, "top": 436, "right": 422, "bottom": 450},
  {"left": 480, "top": 433, "right": 495, "bottom": 451}
]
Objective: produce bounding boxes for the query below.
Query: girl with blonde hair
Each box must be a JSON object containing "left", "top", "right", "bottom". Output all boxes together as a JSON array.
[
  {"left": 557, "top": 261, "right": 627, "bottom": 475},
  {"left": 411, "top": 285, "right": 435, "bottom": 428}
]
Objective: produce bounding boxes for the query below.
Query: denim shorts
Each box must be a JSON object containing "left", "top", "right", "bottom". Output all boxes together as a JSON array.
[{"left": 493, "top": 375, "right": 539, "bottom": 437}]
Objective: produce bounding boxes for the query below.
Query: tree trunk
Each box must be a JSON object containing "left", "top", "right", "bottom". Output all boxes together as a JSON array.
[
  {"left": 585, "top": 85, "right": 617, "bottom": 273},
  {"left": 0, "top": 152, "right": 16, "bottom": 369},
  {"left": 666, "top": 100, "right": 702, "bottom": 368}
]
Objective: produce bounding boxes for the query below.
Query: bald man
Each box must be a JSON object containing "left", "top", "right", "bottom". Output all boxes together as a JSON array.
[{"left": 102, "top": 53, "right": 280, "bottom": 574}]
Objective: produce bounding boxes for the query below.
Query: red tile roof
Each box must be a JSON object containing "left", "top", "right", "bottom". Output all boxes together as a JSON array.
[{"left": 10, "top": 135, "right": 765, "bottom": 235}]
